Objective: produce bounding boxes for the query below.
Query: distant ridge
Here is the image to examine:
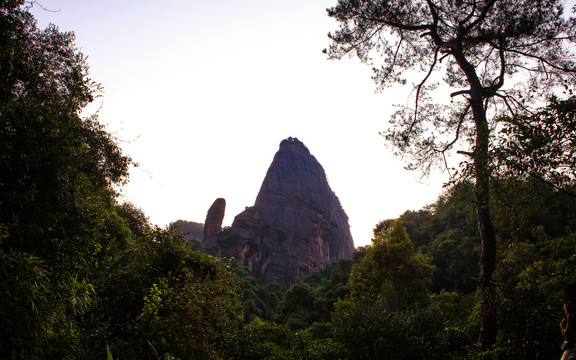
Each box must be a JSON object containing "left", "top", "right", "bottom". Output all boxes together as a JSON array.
[{"left": 170, "top": 219, "right": 204, "bottom": 243}]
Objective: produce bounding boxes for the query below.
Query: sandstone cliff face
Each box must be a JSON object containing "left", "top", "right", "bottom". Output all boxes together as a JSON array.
[{"left": 231, "top": 137, "right": 354, "bottom": 286}]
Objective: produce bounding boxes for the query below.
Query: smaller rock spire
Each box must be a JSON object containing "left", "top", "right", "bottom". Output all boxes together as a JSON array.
[{"left": 202, "top": 198, "right": 226, "bottom": 249}]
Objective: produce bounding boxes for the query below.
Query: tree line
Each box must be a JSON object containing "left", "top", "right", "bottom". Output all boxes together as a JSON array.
[{"left": 2, "top": 1, "right": 576, "bottom": 359}]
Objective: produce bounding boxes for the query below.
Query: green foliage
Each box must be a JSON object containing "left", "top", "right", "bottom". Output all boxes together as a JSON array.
[
  {"left": 0, "top": 100, "right": 130, "bottom": 264},
  {"left": 226, "top": 318, "right": 349, "bottom": 360},
  {"left": 349, "top": 220, "right": 434, "bottom": 310},
  {"left": 3, "top": 4, "right": 576, "bottom": 359},
  {"left": 0, "top": 249, "right": 51, "bottom": 358},
  {"left": 0, "top": 6, "right": 245, "bottom": 360},
  {"left": 83, "top": 227, "right": 245, "bottom": 360},
  {"left": 138, "top": 250, "right": 242, "bottom": 360},
  {"left": 491, "top": 232, "right": 576, "bottom": 359},
  {"left": 232, "top": 264, "right": 285, "bottom": 322},
  {"left": 415, "top": 183, "right": 480, "bottom": 294},
  {"left": 116, "top": 202, "right": 152, "bottom": 239},
  {"left": 332, "top": 178, "right": 576, "bottom": 359},
  {"left": 0, "top": 2, "right": 131, "bottom": 278},
  {"left": 493, "top": 96, "right": 576, "bottom": 193},
  {"left": 329, "top": 221, "right": 453, "bottom": 359},
  {"left": 304, "top": 257, "right": 355, "bottom": 288},
  {"left": 226, "top": 318, "right": 294, "bottom": 359},
  {"left": 331, "top": 294, "right": 461, "bottom": 360},
  {"left": 326, "top": 0, "right": 576, "bottom": 347},
  {"left": 275, "top": 283, "right": 319, "bottom": 328},
  {"left": 0, "top": 5, "right": 133, "bottom": 358},
  {"left": 273, "top": 258, "right": 355, "bottom": 330},
  {"left": 398, "top": 179, "right": 576, "bottom": 297},
  {"left": 216, "top": 226, "right": 241, "bottom": 256}
]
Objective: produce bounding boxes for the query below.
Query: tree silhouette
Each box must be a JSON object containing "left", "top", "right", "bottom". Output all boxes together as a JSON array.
[{"left": 325, "top": 0, "right": 576, "bottom": 347}]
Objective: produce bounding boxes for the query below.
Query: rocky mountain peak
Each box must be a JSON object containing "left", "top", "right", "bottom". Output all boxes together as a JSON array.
[{"left": 230, "top": 137, "right": 355, "bottom": 286}]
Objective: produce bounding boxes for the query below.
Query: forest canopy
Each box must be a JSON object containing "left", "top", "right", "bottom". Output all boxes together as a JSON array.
[{"left": 1, "top": 1, "right": 576, "bottom": 360}]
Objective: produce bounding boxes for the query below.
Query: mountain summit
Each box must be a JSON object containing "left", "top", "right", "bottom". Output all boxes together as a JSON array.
[{"left": 230, "top": 137, "right": 354, "bottom": 286}]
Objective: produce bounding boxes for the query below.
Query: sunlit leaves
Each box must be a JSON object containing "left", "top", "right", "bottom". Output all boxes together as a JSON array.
[
  {"left": 348, "top": 220, "right": 434, "bottom": 310},
  {"left": 138, "top": 249, "right": 242, "bottom": 360},
  {"left": 493, "top": 96, "right": 576, "bottom": 192}
]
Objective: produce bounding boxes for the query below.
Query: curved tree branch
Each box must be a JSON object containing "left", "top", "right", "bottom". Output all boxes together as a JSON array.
[
  {"left": 504, "top": 47, "right": 576, "bottom": 74},
  {"left": 410, "top": 47, "right": 440, "bottom": 133},
  {"left": 459, "top": 0, "right": 478, "bottom": 28},
  {"left": 435, "top": 103, "right": 471, "bottom": 153},
  {"left": 484, "top": 35, "right": 507, "bottom": 97},
  {"left": 463, "top": 0, "right": 498, "bottom": 34}
]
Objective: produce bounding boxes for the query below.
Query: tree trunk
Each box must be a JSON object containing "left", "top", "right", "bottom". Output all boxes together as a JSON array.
[
  {"left": 471, "top": 95, "right": 497, "bottom": 348},
  {"left": 452, "top": 40, "right": 498, "bottom": 346}
]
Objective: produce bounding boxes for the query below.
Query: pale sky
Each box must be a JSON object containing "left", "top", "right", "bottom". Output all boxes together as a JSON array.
[{"left": 30, "top": 0, "right": 451, "bottom": 247}]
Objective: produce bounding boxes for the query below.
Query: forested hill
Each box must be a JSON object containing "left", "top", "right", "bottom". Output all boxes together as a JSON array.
[{"left": 169, "top": 220, "right": 204, "bottom": 243}]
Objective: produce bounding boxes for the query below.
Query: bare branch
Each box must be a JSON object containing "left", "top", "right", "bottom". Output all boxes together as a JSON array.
[
  {"left": 509, "top": 36, "right": 576, "bottom": 50},
  {"left": 363, "top": 16, "right": 433, "bottom": 33},
  {"left": 463, "top": 0, "right": 498, "bottom": 34},
  {"left": 493, "top": 92, "right": 534, "bottom": 117},
  {"left": 484, "top": 36, "right": 507, "bottom": 97},
  {"left": 442, "top": 151, "right": 452, "bottom": 178},
  {"left": 439, "top": 104, "right": 471, "bottom": 153},
  {"left": 389, "top": 29, "right": 405, "bottom": 73},
  {"left": 410, "top": 48, "right": 440, "bottom": 133},
  {"left": 494, "top": 93, "right": 517, "bottom": 117},
  {"left": 426, "top": 0, "right": 440, "bottom": 28},
  {"left": 527, "top": 171, "right": 576, "bottom": 198},
  {"left": 451, "top": 89, "right": 470, "bottom": 98},
  {"left": 457, "top": 150, "right": 474, "bottom": 156},
  {"left": 28, "top": 1, "right": 61, "bottom": 12},
  {"left": 505, "top": 47, "right": 576, "bottom": 74}
]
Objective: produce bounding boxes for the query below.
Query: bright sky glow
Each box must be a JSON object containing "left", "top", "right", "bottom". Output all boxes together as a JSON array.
[{"left": 30, "top": 0, "right": 451, "bottom": 247}]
